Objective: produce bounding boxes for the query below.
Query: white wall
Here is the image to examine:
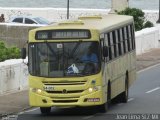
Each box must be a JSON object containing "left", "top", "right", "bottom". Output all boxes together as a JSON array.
[
  {"left": 135, "top": 26, "right": 159, "bottom": 55},
  {"left": 0, "top": 59, "right": 28, "bottom": 95}
]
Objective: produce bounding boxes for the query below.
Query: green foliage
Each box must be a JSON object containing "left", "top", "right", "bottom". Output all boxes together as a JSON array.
[
  {"left": 143, "top": 21, "right": 154, "bottom": 28},
  {"left": 0, "top": 41, "right": 20, "bottom": 62},
  {"left": 117, "top": 8, "right": 154, "bottom": 31}
]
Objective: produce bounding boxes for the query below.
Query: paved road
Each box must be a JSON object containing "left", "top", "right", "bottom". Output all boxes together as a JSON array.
[{"left": 17, "top": 65, "right": 160, "bottom": 120}]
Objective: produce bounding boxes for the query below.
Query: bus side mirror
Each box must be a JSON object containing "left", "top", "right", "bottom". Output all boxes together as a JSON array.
[
  {"left": 103, "top": 46, "right": 108, "bottom": 57},
  {"left": 21, "top": 48, "right": 26, "bottom": 59}
]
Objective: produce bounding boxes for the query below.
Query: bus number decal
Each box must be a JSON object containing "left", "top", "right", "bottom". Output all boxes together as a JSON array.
[{"left": 44, "top": 85, "right": 54, "bottom": 91}]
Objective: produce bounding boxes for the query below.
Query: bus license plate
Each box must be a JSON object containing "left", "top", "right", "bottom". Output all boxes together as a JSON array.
[{"left": 44, "top": 85, "right": 54, "bottom": 91}]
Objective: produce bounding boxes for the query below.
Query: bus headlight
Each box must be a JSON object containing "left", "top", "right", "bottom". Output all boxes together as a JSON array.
[
  {"left": 31, "top": 88, "right": 42, "bottom": 94},
  {"left": 88, "top": 86, "right": 101, "bottom": 93},
  {"left": 89, "top": 88, "right": 93, "bottom": 92},
  {"left": 37, "top": 89, "right": 42, "bottom": 94}
]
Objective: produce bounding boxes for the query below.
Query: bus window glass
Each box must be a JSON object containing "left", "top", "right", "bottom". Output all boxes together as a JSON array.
[
  {"left": 117, "top": 29, "right": 122, "bottom": 55},
  {"left": 122, "top": 27, "right": 126, "bottom": 53},
  {"left": 28, "top": 42, "right": 100, "bottom": 77},
  {"left": 127, "top": 25, "right": 132, "bottom": 51},
  {"left": 113, "top": 30, "right": 119, "bottom": 57},
  {"left": 109, "top": 32, "right": 115, "bottom": 59},
  {"left": 130, "top": 24, "right": 135, "bottom": 49},
  {"left": 124, "top": 27, "right": 128, "bottom": 52},
  {"left": 104, "top": 34, "right": 109, "bottom": 61},
  {"left": 112, "top": 31, "right": 117, "bottom": 57},
  {"left": 107, "top": 33, "right": 112, "bottom": 60}
]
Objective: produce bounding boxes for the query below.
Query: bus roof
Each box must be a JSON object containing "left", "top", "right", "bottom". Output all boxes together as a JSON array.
[{"left": 31, "top": 14, "right": 133, "bottom": 33}]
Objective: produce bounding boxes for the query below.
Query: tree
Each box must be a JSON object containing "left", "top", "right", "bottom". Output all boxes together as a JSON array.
[{"left": 117, "top": 7, "right": 154, "bottom": 31}]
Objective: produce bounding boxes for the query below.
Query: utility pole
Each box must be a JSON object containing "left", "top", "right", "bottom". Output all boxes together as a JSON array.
[
  {"left": 110, "top": 0, "right": 129, "bottom": 13},
  {"left": 157, "top": 0, "right": 160, "bottom": 23},
  {"left": 67, "top": 0, "right": 70, "bottom": 19}
]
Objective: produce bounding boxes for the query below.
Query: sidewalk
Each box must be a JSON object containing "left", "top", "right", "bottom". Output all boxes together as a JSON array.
[
  {"left": 136, "top": 48, "right": 160, "bottom": 71},
  {"left": 0, "top": 90, "right": 29, "bottom": 116},
  {"left": 1, "top": 48, "right": 160, "bottom": 116}
]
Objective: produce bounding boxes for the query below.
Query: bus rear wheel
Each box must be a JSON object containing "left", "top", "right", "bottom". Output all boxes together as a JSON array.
[
  {"left": 40, "top": 107, "right": 51, "bottom": 114},
  {"left": 120, "top": 75, "right": 129, "bottom": 103}
]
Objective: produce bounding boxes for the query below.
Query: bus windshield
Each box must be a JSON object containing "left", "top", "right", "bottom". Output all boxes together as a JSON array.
[{"left": 28, "top": 41, "right": 100, "bottom": 77}]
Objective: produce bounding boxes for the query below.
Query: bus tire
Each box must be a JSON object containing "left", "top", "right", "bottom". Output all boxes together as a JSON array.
[
  {"left": 99, "top": 82, "right": 111, "bottom": 113},
  {"left": 40, "top": 107, "right": 51, "bottom": 114},
  {"left": 120, "top": 74, "right": 129, "bottom": 103},
  {"left": 99, "top": 103, "right": 108, "bottom": 113}
]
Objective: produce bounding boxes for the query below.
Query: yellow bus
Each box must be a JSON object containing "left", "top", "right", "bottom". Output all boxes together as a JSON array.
[{"left": 21, "top": 14, "right": 136, "bottom": 114}]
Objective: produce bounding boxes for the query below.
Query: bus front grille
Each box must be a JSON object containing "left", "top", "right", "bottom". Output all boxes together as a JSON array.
[
  {"left": 52, "top": 100, "right": 78, "bottom": 103},
  {"left": 46, "top": 90, "right": 84, "bottom": 94},
  {"left": 42, "top": 80, "right": 87, "bottom": 85}
]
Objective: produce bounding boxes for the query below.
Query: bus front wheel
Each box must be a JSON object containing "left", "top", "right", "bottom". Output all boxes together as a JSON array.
[
  {"left": 40, "top": 107, "right": 51, "bottom": 114},
  {"left": 99, "top": 82, "right": 111, "bottom": 113},
  {"left": 99, "top": 103, "right": 108, "bottom": 113}
]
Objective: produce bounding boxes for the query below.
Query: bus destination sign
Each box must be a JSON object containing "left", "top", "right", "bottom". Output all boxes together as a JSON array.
[{"left": 35, "top": 29, "right": 91, "bottom": 40}]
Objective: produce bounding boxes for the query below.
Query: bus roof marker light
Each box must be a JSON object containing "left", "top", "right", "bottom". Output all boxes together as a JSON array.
[
  {"left": 78, "top": 15, "right": 102, "bottom": 20},
  {"left": 58, "top": 20, "right": 84, "bottom": 25}
]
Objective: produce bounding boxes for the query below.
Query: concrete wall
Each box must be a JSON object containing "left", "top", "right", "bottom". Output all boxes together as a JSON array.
[
  {"left": 0, "top": 59, "right": 28, "bottom": 95},
  {"left": 135, "top": 26, "right": 160, "bottom": 55},
  {"left": 0, "top": 23, "right": 42, "bottom": 48}
]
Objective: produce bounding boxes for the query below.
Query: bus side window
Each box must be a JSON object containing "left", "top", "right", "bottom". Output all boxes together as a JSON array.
[
  {"left": 112, "top": 31, "right": 117, "bottom": 57},
  {"left": 127, "top": 25, "right": 132, "bottom": 51},
  {"left": 114, "top": 30, "right": 119, "bottom": 57},
  {"left": 107, "top": 33, "right": 112, "bottom": 60},
  {"left": 100, "top": 34, "right": 105, "bottom": 61},
  {"left": 117, "top": 29, "right": 122, "bottom": 56},
  {"left": 104, "top": 33, "right": 109, "bottom": 62},
  {"left": 109, "top": 32, "right": 115, "bottom": 60},
  {"left": 130, "top": 24, "right": 135, "bottom": 50},
  {"left": 123, "top": 27, "right": 128, "bottom": 53},
  {"left": 119, "top": 28, "right": 124, "bottom": 55}
]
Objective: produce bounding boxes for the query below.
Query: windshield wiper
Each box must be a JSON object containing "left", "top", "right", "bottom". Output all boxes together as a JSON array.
[
  {"left": 45, "top": 42, "right": 56, "bottom": 56},
  {"left": 69, "top": 41, "right": 82, "bottom": 58}
]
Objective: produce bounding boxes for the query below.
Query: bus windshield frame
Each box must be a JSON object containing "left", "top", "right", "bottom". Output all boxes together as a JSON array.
[{"left": 28, "top": 41, "right": 101, "bottom": 78}]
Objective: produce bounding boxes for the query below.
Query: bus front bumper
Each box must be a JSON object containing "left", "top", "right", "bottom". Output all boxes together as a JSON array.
[{"left": 29, "top": 89, "right": 105, "bottom": 108}]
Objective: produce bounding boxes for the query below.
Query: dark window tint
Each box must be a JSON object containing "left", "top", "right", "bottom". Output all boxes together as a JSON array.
[
  {"left": 130, "top": 24, "right": 135, "bottom": 49},
  {"left": 127, "top": 25, "right": 132, "bottom": 51},
  {"left": 25, "top": 18, "right": 36, "bottom": 24},
  {"left": 117, "top": 29, "right": 122, "bottom": 55},
  {"left": 107, "top": 33, "right": 112, "bottom": 60},
  {"left": 119, "top": 28, "right": 124, "bottom": 54},
  {"left": 12, "top": 18, "right": 23, "bottom": 23}
]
